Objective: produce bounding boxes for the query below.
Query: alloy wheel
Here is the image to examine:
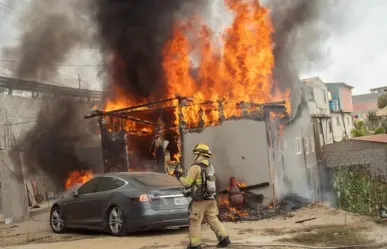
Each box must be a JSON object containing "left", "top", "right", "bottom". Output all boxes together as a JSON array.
[
  {"left": 109, "top": 207, "right": 124, "bottom": 234},
  {"left": 51, "top": 208, "right": 65, "bottom": 233}
]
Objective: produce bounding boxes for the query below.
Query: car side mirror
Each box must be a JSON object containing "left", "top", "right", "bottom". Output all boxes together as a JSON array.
[{"left": 72, "top": 190, "right": 79, "bottom": 197}]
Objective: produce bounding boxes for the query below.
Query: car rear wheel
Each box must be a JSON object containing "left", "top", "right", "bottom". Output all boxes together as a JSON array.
[
  {"left": 107, "top": 206, "right": 127, "bottom": 236},
  {"left": 50, "top": 207, "right": 66, "bottom": 233}
]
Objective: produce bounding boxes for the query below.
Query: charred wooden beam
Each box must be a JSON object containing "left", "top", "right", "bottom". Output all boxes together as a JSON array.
[
  {"left": 106, "top": 97, "right": 179, "bottom": 114},
  {"left": 218, "top": 182, "right": 270, "bottom": 195}
]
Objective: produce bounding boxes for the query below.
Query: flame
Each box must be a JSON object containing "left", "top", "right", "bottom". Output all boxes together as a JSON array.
[
  {"left": 105, "top": 0, "right": 290, "bottom": 118},
  {"left": 102, "top": 0, "right": 291, "bottom": 165},
  {"left": 218, "top": 194, "right": 248, "bottom": 221},
  {"left": 65, "top": 170, "right": 93, "bottom": 190},
  {"left": 218, "top": 178, "right": 249, "bottom": 220}
]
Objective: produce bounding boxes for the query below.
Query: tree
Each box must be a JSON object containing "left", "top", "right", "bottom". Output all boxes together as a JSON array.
[{"left": 378, "top": 93, "right": 387, "bottom": 109}]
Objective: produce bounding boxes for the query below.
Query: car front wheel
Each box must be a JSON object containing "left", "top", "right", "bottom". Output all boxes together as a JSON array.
[
  {"left": 50, "top": 207, "right": 66, "bottom": 233},
  {"left": 107, "top": 206, "right": 127, "bottom": 236}
]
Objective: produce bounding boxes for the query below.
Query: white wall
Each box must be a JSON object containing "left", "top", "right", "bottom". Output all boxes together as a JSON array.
[
  {"left": 280, "top": 105, "right": 320, "bottom": 201},
  {"left": 183, "top": 119, "right": 274, "bottom": 205},
  {"left": 331, "top": 112, "right": 353, "bottom": 142}
]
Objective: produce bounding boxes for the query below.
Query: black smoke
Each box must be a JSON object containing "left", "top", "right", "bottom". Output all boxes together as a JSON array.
[
  {"left": 21, "top": 99, "right": 96, "bottom": 189},
  {"left": 93, "top": 0, "right": 202, "bottom": 101},
  {"left": 5, "top": 0, "right": 99, "bottom": 190}
]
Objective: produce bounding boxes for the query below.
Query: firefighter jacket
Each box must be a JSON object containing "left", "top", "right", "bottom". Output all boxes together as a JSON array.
[{"left": 178, "top": 159, "right": 210, "bottom": 200}]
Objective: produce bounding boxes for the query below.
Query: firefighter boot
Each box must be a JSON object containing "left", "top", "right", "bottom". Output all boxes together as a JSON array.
[{"left": 217, "top": 236, "right": 231, "bottom": 248}]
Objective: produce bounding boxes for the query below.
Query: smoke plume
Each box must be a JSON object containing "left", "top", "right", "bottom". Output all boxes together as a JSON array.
[
  {"left": 21, "top": 99, "right": 94, "bottom": 189},
  {"left": 6, "top": 0, "right": 98, "bottom": 190},
  {"left": 93, "top": 0, "right": 203, "bottom": 101},
  {"left": 3, "top": 0, "right": 90, "bottom": 80},
  {"left": 268, "top": 0, "right": 348, "bottom": 117}
]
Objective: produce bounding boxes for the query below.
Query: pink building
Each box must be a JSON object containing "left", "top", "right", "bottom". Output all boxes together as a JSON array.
[{"left": 352, "top": 86, "right": 386, "bottom": 119}]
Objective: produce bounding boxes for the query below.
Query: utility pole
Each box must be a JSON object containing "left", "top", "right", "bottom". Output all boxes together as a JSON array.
[{"left": 78, "top": 74, "right": 81, "bottom": 89}]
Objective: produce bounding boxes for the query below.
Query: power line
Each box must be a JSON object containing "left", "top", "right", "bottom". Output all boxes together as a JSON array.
[{"left": 0, "top": 58, "right": 104, "bottom": 67}]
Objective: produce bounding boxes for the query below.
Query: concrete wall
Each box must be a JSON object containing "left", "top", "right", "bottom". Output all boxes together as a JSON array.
[
  {"left": 331, "top": 112, "right": 353, "bottom": 142},
  {"left": 280, "top": 105, "right": 320, "bottom": 200},
  {"left": 0, "top": 151, "right": 30, "bottom": 222},
  {"left": 182, "top": 119, "right": 274, "bottom": 204},
  {"left": 324, "top": 140, "right": 387, "bottom": 174}
]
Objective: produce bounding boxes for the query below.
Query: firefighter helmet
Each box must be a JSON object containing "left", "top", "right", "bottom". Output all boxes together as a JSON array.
[{"left": 193, "top": 143, "right": 212, "bottom": 158}]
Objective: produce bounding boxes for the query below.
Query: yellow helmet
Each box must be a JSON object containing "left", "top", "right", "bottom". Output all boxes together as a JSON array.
[{"left": 193, "top": 143, "right": 212, "bottom": 158}]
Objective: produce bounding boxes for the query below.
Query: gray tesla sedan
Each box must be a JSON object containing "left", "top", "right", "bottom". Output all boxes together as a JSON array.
[{"left": 50, "top": 172, "right": 190, "bottom": 236}]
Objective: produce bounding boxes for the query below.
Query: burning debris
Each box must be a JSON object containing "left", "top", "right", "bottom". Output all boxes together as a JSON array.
[
  {"left": 65, "top": 170, "right": 93, "bottom": 190},
  {"left": 217, "top": 178, "right": 310, "bottom": 222}
]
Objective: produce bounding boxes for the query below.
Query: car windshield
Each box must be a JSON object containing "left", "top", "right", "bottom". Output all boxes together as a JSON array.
[{"left": 131, "top": 174, "right": 180, "bottom": 187}]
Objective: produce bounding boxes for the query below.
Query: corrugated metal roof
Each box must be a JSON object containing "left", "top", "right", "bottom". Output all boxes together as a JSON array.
[{"left": 352, "top": 134, "right": 387, "bottom": 143}]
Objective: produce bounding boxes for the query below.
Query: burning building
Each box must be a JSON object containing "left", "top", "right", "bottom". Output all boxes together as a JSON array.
[{"left": 69, "top": 0, "right": 323, "bottom": 219}]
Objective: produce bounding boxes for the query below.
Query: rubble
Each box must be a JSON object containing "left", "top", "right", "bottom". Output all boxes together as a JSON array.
[{"left": 219, "top": 194, "right": 311, "bottom": 222}]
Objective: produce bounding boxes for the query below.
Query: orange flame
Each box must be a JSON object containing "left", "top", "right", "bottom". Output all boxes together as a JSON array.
[
  {"left": 102, "top": 0, "right": 291, "bottom": 164},
  {"left": 65, "top": 170, "right": 93, "bottom": 190},
  {"left": 105, "top": 0, "right": 290, "bottom": 119}
]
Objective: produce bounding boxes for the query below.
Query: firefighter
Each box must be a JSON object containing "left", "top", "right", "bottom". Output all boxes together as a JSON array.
[{"left": 173, "top": 143, "right": 231, "bottom": 249}]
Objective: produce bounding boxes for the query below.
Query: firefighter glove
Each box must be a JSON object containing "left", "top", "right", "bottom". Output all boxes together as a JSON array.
[{"left": 173, "top": 169, "right": 182, "bottom": 179}]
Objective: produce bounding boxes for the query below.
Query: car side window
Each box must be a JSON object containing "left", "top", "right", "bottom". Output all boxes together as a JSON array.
[
  {"left": 78, "top": 178, "right": 99, "bottom": 195},
  {"left": 96, "top": 177, "right": 126, "bottom": 192}
]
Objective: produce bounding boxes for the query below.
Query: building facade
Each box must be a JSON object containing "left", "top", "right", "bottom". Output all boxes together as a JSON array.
[
  {"left": 326, "top": 83, "right": 354, "bottom": 142},
  {"left": 302, "top": 77, "right": 334, "bottom": 145},
  {"left": 352, "top": 86, "right": 387, "bottom": 119}
]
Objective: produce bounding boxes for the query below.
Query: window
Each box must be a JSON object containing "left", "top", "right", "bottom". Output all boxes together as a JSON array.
[
  {"left": 328, "top": 120, "right": 332, "bottom": 133},
  {"left": 311, "top": 136, "right": 315, "bottom": 152},
  {"left": 96, "top": 177, "right": 126, "bottom": 192},
  {"left": 304, "top": 137, "right": 309, "bottom": 154},
  {"left": 78, "top": 178, "right": 99, "bottom": 195},
  {"left": 295, "top": 138, "right": 302, "bottom": 154},
  {"left": 132, "top": 174, "right": 180, "bottom": 187},
  {"left": 336, "top": 117, "right": 340, "bottom": 126}
]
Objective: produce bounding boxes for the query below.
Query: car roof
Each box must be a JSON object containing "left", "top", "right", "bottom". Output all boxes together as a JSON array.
[{"left": 101, "top": 172, "right": 167, "bottom": 181}]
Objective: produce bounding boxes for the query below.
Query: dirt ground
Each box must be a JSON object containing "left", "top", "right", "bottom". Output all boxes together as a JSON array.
[{"left": 2, "top": 204, "right": 387, "bottom": 249}]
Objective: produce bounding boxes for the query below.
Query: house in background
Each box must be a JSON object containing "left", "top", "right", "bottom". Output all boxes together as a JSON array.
[
  {"left": 326, "top": 83, "right": 354, "bottom": 142},
  {"left": 352, "top": 86, "right": 386, "bottom": 119},
  {"left": 302, "top": 77, "right": 334, "bottom": 145}
]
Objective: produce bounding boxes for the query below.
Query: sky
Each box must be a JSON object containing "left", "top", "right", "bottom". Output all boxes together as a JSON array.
[{"left": 0, "top": 0, "right": 386, "bottom": 95}]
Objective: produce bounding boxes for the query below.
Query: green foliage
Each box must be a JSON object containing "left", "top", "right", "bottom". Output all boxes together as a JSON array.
[
  {"left": 374, "top": 127, "right": 385, "bottom": 135},
  {"left": 332, "top": 167, "right": 387, "bottom": 217},
  {"left": 378, "top": 93, "right": 387, "bottom": 109},
  {"left": 368, "top": 111, "right": 379, "bottom": 123},
  {"left": 351, "top": 128, "right": 366, "bottom": 137},
  {"left": 351, "top": 120, "right": 366, "bottom": 137},
  {"left": 353, "top": 120, "right": 365, "bottom": 130}
]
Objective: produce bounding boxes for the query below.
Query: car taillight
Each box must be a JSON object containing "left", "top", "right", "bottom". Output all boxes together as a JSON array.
[{"left": 139, "top": 194, "right": 150, "bottom": 202}]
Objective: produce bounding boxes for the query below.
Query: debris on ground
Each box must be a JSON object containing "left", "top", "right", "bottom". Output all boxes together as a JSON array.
[
  {"left": 219, "top": 193, "right": 311, "bottom": 222},
  {"left": 278, "top": 224, "right": 373, "bottom": 246}
]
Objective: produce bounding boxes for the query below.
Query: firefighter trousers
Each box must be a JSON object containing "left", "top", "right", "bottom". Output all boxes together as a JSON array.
[{"left": 188, "top": 200, "right": 228, "bottom": 246}]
